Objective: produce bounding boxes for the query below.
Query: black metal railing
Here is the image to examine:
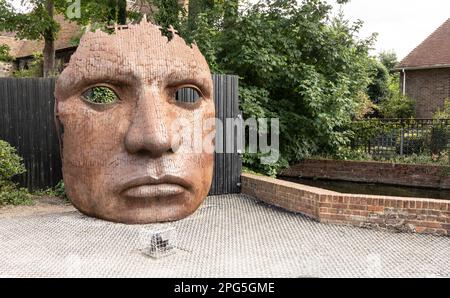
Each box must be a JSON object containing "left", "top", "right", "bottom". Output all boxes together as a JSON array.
[{"left": 350, "top": 118, "right": 450, "bottom": 158}]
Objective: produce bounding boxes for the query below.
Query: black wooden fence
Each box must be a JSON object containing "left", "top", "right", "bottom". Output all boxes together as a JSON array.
[{"left": 0, "top": 75, "right": 242, "bottom": 195}]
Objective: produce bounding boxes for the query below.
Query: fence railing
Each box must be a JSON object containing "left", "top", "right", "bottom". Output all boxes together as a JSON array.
[{"left": 351, "top": 118, "right": 450, "bottom": 158}]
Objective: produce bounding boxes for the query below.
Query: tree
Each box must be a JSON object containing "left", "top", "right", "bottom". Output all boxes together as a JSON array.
[
  {"left": 378, "top": 74, "right": 414, "bottom": 118},
  {"left": 151, "top": 0, "right": 185, "bottom": 32},
  {"left": 375, "top": 50, "right": 414, "bottom": 119},
  {"left": 367, "top": 60, "right": 390, "bottom": 105},
  {"left": 0, "top": 0, "right": 59, "bottom": 76},
  {"left": 177, "top": 0, "right": 376, "bottom": 174},
  {"left": 378, "top": 50, "right": 398, "bottom": 72},
  {"left": 187, "top": 0, "right": 215, "bottom": 31}
]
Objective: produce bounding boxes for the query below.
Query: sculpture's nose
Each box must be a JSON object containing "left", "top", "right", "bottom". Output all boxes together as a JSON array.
[{"left": 124, "top": 84, "right": 172, "bottom": 157}]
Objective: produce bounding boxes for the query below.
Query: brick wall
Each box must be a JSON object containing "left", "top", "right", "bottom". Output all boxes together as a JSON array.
[
  {"left": 281, "top": 159, "right": 450, "bottom": 190},
  {"left": 241, "top": 173, "right": 450, "bottom": 236},
  {"left": 400, "top": 68, "right": 450, "bottom": 118}
]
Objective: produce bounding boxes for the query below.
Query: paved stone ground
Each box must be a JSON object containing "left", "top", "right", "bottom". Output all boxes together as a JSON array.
[{"left": 0, "top": 194, "right": 449, "bottom": 278}]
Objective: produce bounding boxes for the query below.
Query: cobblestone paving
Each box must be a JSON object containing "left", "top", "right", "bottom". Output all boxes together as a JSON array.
[{"left": 0, "top": 195, "right": 449, "bottom": 278}]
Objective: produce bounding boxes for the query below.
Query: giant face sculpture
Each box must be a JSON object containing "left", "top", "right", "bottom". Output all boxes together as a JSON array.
[{"left": 54, "top": 22, "right": 215, "bottom": 224}]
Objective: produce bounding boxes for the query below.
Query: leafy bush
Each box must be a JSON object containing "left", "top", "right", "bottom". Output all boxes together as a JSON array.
[
  {"left": 348, "top": 119, "right": 398, "bottom": 147},
  {"left": 433, "top": 98, "right": 450, "bottom": 120},
  {"left": 0, "top": 140, "right": 32, "bottom": 206},
  {"left": 367, "top": 60, "right": 390, "bottom": 104},
  {"left": 0, "top": 184, "right": 33, "bottom": 206},
  {"left": 53, "top": 180, "right": 67, "bottom": 199},
  {"left": 0, "top": 44, "right": 12, "bottom": 62},
  {"left": 378, "top": 74, "right": 415, "bottom": 118},
  {"left": 428, "top": 127, "right": 448, "bottom": 155},
  {"left": 0, "top": 139, "right": 26, "bottom": 184},
  {"left": 429, "top": 99, "right": 450, "bottom": 155}
]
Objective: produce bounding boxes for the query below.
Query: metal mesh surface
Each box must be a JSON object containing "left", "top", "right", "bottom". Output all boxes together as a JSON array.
[{"left": 0, "top": 195, "right": 449, "bottom": 278}]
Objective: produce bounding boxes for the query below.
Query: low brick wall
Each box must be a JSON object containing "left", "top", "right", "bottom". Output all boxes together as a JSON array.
[
  {"left": 241, "top": 173, "right": 450, "bottom": 236},
  {"left": 281, "top": 159, "right": 450, "bottom": 190}
]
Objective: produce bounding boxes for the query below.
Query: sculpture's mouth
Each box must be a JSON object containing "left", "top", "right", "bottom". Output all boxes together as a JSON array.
[{"left": 119, "top": 175, "right": 190, "bottom": 199}]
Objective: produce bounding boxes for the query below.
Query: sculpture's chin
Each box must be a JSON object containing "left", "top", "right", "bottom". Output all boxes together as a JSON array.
[{"left": 68, "top": 192, "right": 206, "bottom": 224}]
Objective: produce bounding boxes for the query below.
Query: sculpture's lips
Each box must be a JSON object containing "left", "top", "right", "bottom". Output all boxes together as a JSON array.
[{"left": 120, "top": 175, "right": 190, "bottom": 199}]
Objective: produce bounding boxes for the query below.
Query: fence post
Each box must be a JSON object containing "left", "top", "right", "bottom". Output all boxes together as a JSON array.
[{"left": 400, "top": 119, "right": 404, "bottom": 156}]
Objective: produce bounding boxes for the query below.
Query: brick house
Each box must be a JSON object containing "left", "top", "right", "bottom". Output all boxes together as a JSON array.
[
  {"left": 0, "top": 14, "right": 80, "bottom": 77},
  {"left": 395, "top": 18, "right": 450, "bottom": 118}
]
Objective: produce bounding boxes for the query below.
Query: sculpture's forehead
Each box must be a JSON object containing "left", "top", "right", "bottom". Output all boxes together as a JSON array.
[{"left": 66, "top": 23, "right": 210, "bottom": 82}]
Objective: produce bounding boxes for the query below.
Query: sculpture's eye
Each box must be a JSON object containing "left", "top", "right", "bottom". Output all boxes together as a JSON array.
[
  {"left": 82, "top": 86, "right": 119, "bottom": 105},
  {"left": 173, "top": 86, "right": 202, "bottom": 104}
]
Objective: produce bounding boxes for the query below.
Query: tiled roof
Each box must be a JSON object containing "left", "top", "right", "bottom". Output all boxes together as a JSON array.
[
  {"left": 0, "top": 14, "right": 80, "bottom": 59},
  {"left": 0, "top": 35, "right": 23, "bottom": 57},
  {"left": 396, "top": 18, "right": 450, "bottom": 70}
]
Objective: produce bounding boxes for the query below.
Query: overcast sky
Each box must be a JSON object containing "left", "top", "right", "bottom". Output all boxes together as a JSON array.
[{"left": 328, "top": 0, "right": 450, "bottom": 60}]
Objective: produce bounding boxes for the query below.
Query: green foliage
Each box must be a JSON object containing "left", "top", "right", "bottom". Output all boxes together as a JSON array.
[
  {"left": 353, "top": 91, "right": 377, "bottom": 119},
  {"left": 0, "top": 140, "right": 26, "bottom": 183},
  {"left": 395, "top": 134, "right": 425, "bottom": 155},
  {"left": 160, "top": 0, "right": 377, "bottom": 175},
  {"left": 429, "top": 101, "right": 450, "bottom": 154},
  {"left": 369, "top": 51, "right": 415, "bottom": 119},
  {"left": 348, "top": 119, "right": 397, "bottom": 146},
  {"left": 33, "top": 180, "right": 68, "bottom": 201},
  {"left": 62, "top": 0, "right": 142, "bottom": 29},
  {"left": 12, "top": 52, "right": 44, "bottom": 77},
  {"left": 151, "top": 0, "right": 186, "bottom": 34},
  {"left": 187, "top": 0, "right": 215, "bottom": 31},
  {"left": 0, "top": 139, "right": 32, "bottom": 206},
  {"left": 0, "top": 44, "right": 12, "bottom": 62},
  {"left": 378, "top": 74, "right": 415, "bottom": 118},
  {"left": 433, "top": 98, "right": 450, "bottom": 120},
  {"left": 0, "top": 184, "right": 33, "bottom": 206},
  {"left": 367, "top": 60, "right": 390, "bottom": 104},
  {"left": 53, "top": 180, "right": 67, "bottom": 199},
  {"left": 0, "top": 0, "right": 59, "bottom": 41},
  {"left": 378, "top": 50, "right": 398, "bottom": 71},
  {"left": 83, "top": 86, "right": 118, "bottom": 104},
  {"left": 428, "top": 127, "right": 448, "bottom": 155}
]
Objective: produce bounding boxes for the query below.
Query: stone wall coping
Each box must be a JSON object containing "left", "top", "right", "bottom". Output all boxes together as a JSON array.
[
  {"left": 242, "top": 172, "right": 340, "bottom": 195},
  {"left": 297, "top": 158, "right": 450, "bottom": 169},
  {"left": 243, "top": 172, "right": 448, "bottom": 203}
]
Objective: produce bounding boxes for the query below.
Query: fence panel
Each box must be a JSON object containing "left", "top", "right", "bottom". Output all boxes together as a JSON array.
[
  {"left": 0, "top": 78, "right": 61, "bottom": 190},
  {"left": 351, "top": 118, "right": 450, "bottom": 159},
  {"left": 0, "top": 75, "right": 242, "bottom": 195}
]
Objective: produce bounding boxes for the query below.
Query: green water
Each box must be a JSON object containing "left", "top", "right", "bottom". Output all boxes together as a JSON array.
[{"left": 280, "top": 177, "right": 450, "bottom": 200}]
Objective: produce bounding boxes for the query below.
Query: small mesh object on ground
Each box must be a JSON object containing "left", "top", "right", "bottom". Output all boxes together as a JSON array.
[
  {"left": 0, "top": 195, "right": 449, "bottom": 278},
  {"left": 140, "top": 227, "right": 177, "bottom": 259}
]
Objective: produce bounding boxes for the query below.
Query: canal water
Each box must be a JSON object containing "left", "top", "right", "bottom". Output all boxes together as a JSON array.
[{"left": 280, "top": 177, "right": 450, "bottom": 200}]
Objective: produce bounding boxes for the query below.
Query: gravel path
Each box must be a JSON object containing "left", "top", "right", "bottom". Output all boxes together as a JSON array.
[{"left": 0, "top": 195, "right": 449, "bottom": 278}]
